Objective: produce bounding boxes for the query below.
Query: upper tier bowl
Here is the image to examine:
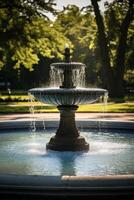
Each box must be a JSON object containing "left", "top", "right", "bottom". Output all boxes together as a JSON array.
[
  {"left": 29, "top": 88, "right": 107, "bottom": 106},
  {"left": 51, "top": 62, "right": 86, "bottom": 70}
]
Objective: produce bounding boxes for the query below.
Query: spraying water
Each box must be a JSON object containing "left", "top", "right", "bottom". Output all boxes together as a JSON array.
[
  {"left": 50, "top": 65, "right": 86, "bottom": 88},
  {"left": 28, "top": 93, "right": 36, "bottom": 132}
]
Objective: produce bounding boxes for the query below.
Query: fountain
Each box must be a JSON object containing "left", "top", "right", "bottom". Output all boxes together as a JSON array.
[
  {"left": 29, "top": 47, "right": 107, "bottom": 151},
  {"left": 0, "top": 47, "right": 134, "bottom": 200}
]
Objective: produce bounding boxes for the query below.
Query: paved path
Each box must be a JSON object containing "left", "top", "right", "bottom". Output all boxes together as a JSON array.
[{"left": 0, "top": 113, "right": 134, "bottom": 121}]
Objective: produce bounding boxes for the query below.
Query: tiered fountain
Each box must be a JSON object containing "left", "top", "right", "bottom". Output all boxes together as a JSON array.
[{"left": 29, "top": 47, "right": 107, "bottom": 151}]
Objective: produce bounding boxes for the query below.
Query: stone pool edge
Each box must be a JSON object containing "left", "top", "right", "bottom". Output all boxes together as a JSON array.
[
  {"left": 0, "top": 174, "right": 134, "bottom": 199},
  {"left": 0, "top": 119, "right": 134, "bottom": 130}
]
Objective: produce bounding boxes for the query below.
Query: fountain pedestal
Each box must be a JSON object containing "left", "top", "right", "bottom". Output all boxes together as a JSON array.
[{"left": 46, "top": 105, "right": 89, "bottom": 151}]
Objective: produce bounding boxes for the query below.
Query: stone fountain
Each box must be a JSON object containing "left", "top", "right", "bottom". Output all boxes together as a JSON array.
[{"left": 29, "top": 47, "right": 107, "bottom": 151}]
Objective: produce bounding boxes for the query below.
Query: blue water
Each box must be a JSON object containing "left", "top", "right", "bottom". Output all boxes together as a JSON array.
[{"left": 0, "top": 129, "right": 134, "bottom": 176}]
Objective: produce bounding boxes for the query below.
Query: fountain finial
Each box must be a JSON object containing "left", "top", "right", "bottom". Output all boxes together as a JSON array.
[{"left": 64, "top": 46, "right": 71, "bottom": 63}]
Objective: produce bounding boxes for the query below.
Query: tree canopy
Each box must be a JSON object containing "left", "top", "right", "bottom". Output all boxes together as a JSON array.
[
  {"left": 0, "top": 0, "right": 56, "bottom": 19},
  {"left": 0, "top": 0, "right": 70, "bottom": 70}
]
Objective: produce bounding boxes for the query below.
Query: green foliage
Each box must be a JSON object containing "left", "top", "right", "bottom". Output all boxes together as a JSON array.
[
  {"left": 0, "top": 0, "right": 70, "bottom": 71},
  {"left": 0, "top": 95, "right": 29, "bottom": 102},
  {"left": 0, "top": 0, "right": 56, "bottom": 19},
  {"left": 0, "top": 0, "right": 133, "bottom": 97},
  {"left": 55, "top": 5, "right": 97, "bottom": 62},
  {"left": 54, "top": 5, "right": 100, "bottom": 86},
  {"left": 9, "top": 18, "right": 70, "bottom": 70}
]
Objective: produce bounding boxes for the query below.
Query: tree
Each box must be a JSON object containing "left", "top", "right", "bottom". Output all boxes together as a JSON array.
[
  {"left": 91, "top": 0, "right": 134, "bottom": 98},
  {"left": 0, "top": 0, "right": 56, "bottom": 19},
  {"left": 0, "top": 0, "right": 70, "bottom": 71},
  {"left": 54, "top": 5, "right": 99, "bottom": 86}
]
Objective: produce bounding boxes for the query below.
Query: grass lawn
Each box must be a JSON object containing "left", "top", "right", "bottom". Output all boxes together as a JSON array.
[
  {"left": 0, "top": 101, "right": 134, "bottom": 113},
  {"left": 0, "top": 95, "right": 29, "bottom": 102}
]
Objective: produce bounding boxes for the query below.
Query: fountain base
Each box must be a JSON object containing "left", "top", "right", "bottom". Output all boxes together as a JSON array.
[
  {"left": 46, "top": 105, "right": 89, "bottom": 151},
  {"left": 46, "top": 135, "right": 89, "bottom": 151}
]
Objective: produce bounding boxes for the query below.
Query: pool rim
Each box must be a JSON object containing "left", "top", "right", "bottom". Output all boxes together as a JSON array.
[{"left": 0, "top": 119, "right": 134, "bottom": 130}]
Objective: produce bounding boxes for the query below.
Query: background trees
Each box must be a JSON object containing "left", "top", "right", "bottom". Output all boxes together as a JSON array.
[
  {"left": 91, "top": 0, "right": 134, "bottom": 97},
  {"left": 54, "top": 5, "right": 99, "bottom": 86},
  {"left": 0, "top": 0, "right": 70, "bottom": 88},
  {"left": 54, "top": 1, "right": 134, "bottom": 98},
  {"left": 0, "top": 0, "right": 70, "bottom": 70},
  {"left": 0, "top": 0, "right": 133, "bottom": 98}
]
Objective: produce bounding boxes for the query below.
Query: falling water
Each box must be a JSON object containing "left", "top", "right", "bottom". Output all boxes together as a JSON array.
[
  {"left": 38, "top": 94, "right": 46, "bottom": 130},
  {"left": 50, "top": 66, "right": 63, "bottom": 87},
  {"left": 29, "top": 93, "right": 46, "bottom": 132},
  {"left": 28, "top": 92, "right": 36, "bottom": 132},
  {"left": 72, "top": 66, "right": 85, "bottom": 87},
  {"left": 50, "top": 66, "right": 85, "bottom": 88},
  {"left": 98, "top": 92, "right": 109, "bottom": 130},
  {"left": 103, "top": 92, "right": 109, "bottom": 108}
]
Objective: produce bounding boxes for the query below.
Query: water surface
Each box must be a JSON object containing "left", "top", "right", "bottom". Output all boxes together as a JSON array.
[{"left": 0, "top": 129, "right": 134, "bottom": 176}]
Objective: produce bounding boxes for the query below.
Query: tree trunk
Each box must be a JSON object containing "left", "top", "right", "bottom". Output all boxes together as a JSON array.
[
  {"left": 91, "top": 0, "right": 134, "bottom": 98},
  {"left": 114, "top": 1, "right": 134, "bottom": 98},
  {"left": 91, "top": 0, "right": 113, "bottom": 94}
]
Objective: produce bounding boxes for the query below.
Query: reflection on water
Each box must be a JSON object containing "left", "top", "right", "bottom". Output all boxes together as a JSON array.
[
  {"left": 42, "top": 151, "right": 78, "bottom": 176},
  {"left": 0, "top": 129, "right": 134, "bottom": 176}
]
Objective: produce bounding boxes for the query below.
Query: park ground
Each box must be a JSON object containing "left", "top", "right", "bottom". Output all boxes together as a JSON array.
[
  {"left": 0, "top": 92, "right": 133, "bottom": 122},
  {"left": 0, "top": 112, "right": 134, "bottom": 122}
]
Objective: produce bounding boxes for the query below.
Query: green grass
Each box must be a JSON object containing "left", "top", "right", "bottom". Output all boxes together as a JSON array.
[
  {"left": 0, "top": 90, "right": 27, "bottom": 95},
  {"left": 78, "top": 102, "right": 134, "bottom": 113},
  {"left": 0, "top": 93, "right": 134, "bottom": 103},
  {"left": 0, "top": 95, "right": 29, "bottom": 102},
  {"left": 0, "top": 101, "right": 133, "bottom": 114},
  {"left": 0, "top": 92, "right": 133, "bottom": 113}
]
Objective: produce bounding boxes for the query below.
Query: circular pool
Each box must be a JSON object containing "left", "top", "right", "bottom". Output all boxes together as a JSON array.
[
  {"left": 0, "top": 128, "right": 134, "bottom": 176},
  {"left": 0, "top": 120, "right": 134, "bottom": 199}
]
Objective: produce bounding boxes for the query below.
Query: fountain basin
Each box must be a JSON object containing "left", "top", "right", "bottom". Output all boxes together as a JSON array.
[
  {"left": 0, "top": 120, "right": 134, "bottom": 176},
  {"left": 29, "top": 88, "right": 107, "bottom": 106},
  {"left": 0, "top": 120, "right": 134, "bottom": 199}
]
